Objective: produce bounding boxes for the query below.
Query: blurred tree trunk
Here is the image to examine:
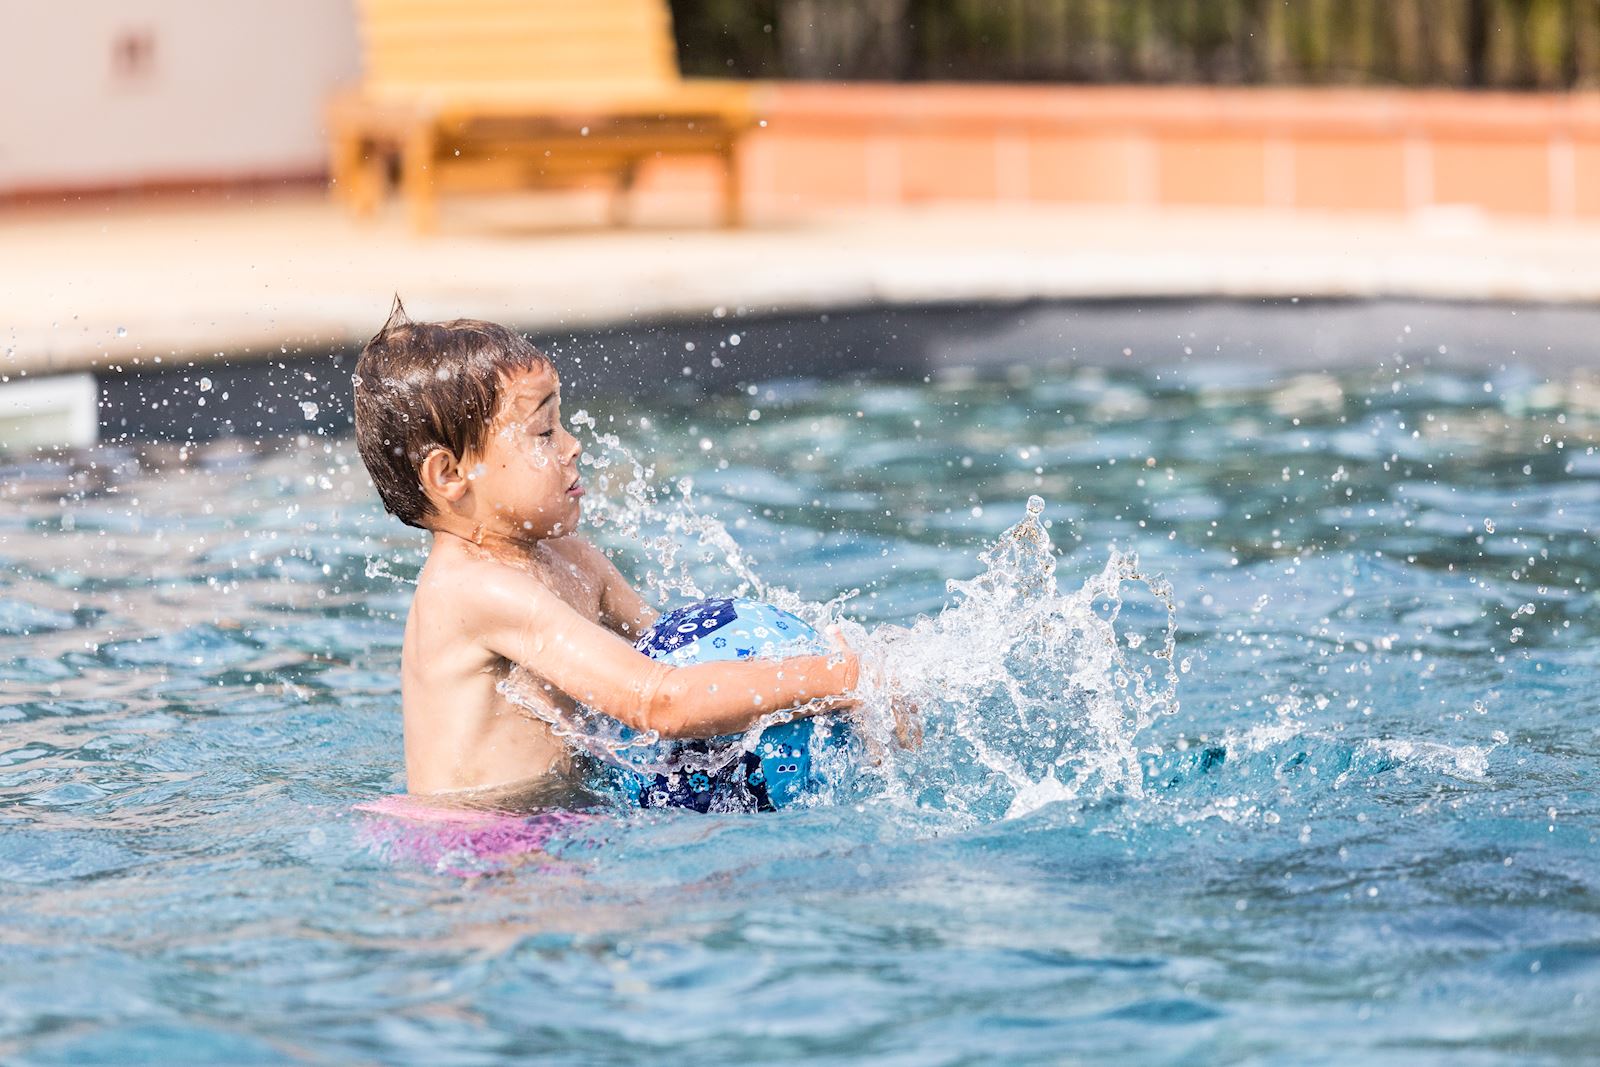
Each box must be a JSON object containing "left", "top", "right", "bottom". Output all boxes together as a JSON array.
[
  {"left": 1484, "top": 0, "right": 1524, "bottom": 86},
  {"left": 1526, "top": 0, "right": 1566, "bottom": 86},
  {"left": 780, "top": 0, "right": 909, "bottom": 79},
  {"left": 1426, "top": 0, "right": 1471, "bottom": 86},
  {"left": 1255, "top": 0, "right": 1289, "bottom": 83},
  {"left": 1574, "top": 0, "right": 1600, "bottom": 86},
  {"left": 1391, "top": 0, "right": 1425, "bottom": 85}
]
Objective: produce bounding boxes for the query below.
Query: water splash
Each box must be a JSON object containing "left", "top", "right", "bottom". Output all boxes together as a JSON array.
[
  {"left": 363, "top": 555, "right": 417, "bottom": 585},
  {"left": 357, "top": 418, "right": 1185, "bottom": 821},
  {"left": 364, "top": 414, "right": 1496, "bottom": 833},
  {"left": 498, "top": 450, "right": 1181, "bottom": 823},
  {"left": 570, "top": 409, "right": 781, "bottom": 607},
  {"left": 850, "top": 495, "right": 1179, "bottom": 822}
]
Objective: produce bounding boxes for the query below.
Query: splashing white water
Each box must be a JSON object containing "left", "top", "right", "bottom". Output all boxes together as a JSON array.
[
  {"left": 364, "top": 556, "right": 417, "bottom": 585},
  {"left": 352, "top": 401, "right": 1512, "bottom": 827},
  {"left": 569, "top": 409, "right": 782, "bottom": 607},
  {"left": 499, "top": 421, "right": 1181, "bottom": 823},
  {"left": 849, "top": 495, "right": 1179, "bottom": 822},
  {"left": 1342, "top": 734, "right": 1507, "bottom": 785}
]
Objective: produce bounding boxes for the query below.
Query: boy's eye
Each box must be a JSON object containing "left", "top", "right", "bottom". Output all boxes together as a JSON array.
[{"left": 538, "top": 428, "right": 556, "bottom": 438}]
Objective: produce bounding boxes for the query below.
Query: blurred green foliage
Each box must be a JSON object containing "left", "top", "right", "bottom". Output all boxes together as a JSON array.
[{"left": 668, "top": 0, "right": 1600, "bottom": 88}]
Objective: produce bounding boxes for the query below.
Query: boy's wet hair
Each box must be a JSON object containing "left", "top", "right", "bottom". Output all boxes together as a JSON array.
[{"left": 353, "top": 297, "right": 551, "bottom": 529}]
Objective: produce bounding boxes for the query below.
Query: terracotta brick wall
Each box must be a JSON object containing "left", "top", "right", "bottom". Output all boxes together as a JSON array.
[{"left": 641, "top": 84, "right": 1600, "bottom": 221}]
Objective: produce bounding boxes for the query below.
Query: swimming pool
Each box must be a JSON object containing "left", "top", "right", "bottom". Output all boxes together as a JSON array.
[{"left": 3, "top": 303, "right": 1598, "bottom": 1063}]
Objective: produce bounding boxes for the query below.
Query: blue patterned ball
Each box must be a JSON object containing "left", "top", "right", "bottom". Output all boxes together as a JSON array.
[{"left": 619, "top": 597, "right": 849, "bottom": 811}]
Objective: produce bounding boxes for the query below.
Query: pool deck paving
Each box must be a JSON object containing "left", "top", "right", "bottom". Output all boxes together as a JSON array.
[{"left": 3, "top": 191, "right": 1600, "bottom": 379}]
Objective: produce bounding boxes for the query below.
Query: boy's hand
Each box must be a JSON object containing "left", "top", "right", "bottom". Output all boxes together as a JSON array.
[
  {"left": 822, "top": 625, "right": 863, "bottom": 711},
  {"left": 889, "top": 690, "right": 923, "bottom": 750},
  {"left": 825, "top": 625, "right": 922, "bottom": 751}
]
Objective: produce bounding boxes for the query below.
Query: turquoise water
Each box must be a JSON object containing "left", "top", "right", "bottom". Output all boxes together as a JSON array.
[{"left": 3, "top": 355, "right": 1598, "bottom": 1064}]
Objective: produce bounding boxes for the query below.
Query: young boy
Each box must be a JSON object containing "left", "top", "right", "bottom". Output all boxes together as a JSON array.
[{"left": 353, "top": 304, "right": 862, "bottom": 807}]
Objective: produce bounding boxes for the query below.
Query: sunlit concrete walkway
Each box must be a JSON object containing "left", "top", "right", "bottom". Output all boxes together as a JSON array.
[{"left": 5, "top": 191, "right": 1600, "bottom": 377}]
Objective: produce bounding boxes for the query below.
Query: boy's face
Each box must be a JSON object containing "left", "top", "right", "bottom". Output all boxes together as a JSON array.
[{"left": 466, "top": 365, "right": 584, "bottom": 540}]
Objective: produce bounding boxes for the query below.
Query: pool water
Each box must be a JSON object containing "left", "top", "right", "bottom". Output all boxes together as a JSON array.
[{"left": 3, "top": 350, "right": 1598, "bottom": 1064}]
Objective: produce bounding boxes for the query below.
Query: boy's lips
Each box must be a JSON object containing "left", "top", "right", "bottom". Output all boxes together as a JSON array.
[{"left": 567, "top": 477, "right": 584, "bottom": 498}]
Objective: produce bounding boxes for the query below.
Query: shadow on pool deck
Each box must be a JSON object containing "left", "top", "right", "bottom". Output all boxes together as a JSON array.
[{"left": 5, "top": 191, "right": 1600, "bottom": 381}]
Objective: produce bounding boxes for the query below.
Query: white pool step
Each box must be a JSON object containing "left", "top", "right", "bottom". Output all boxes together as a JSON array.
[{"left": 0, "top": 374, "right": 99, "bottom": 451}]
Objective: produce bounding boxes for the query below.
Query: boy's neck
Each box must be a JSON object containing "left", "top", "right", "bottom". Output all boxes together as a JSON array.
[{"left": 430, "top": 519, "right": 554, "bottom": 563}]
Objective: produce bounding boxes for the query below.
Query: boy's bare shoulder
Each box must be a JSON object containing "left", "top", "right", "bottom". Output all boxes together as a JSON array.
[
  {"left": 546, "top": 533, "right": 610, "bottom": 572},
  {"left": 416, "top": 538, "right": 556, "bottom": 623},
  {"left": 505, "top": 534, "right": 613, "bottom": 597}
]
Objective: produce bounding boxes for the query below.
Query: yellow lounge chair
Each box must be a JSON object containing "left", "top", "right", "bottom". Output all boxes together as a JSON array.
[{"left": 327, "top": 0, "right": 756, "bottom": 232}]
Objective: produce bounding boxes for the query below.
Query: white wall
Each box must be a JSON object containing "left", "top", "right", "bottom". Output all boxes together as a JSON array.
[{"left": 0, "top": 0, "right": 360, "bottom": 192}]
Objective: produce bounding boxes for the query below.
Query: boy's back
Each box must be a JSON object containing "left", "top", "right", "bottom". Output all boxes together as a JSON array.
[{"left": 403, "top": 535, "right": 596, "bottom": 798}]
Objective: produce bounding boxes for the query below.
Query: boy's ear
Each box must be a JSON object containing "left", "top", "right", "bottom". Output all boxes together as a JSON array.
[{"left": 418, "top": 447, "right": 469, "bottom": 505}]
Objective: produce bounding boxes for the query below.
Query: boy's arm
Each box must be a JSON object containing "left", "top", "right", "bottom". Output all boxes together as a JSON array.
[
  {"left": 474, "top": 569, "right": 857, "bottom": 740},
  {"left": 575, "top": 540, "right": 658, "bottom": 640}
]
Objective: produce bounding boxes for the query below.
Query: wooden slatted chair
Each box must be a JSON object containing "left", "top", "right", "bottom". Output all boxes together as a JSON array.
[{"left": 327, "top": 0, "right": 756, "bottom": 232}]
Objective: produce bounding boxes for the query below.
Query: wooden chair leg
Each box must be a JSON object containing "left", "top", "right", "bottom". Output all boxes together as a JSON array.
[
  {"left": 351, "top": 144, "right": 387, "bottom": 219},
  {"left": 328, "top": 129, "right": 359, "bottom": 209},
  {"left": 335, "top": 133, "right": 386, "bottom": 219},
  {"left": 610, "top": 162, "right": 638, "bottom": 228},
  {"left": 402, "top": 124, "right": 438, "bottom": 235},
  {"left": 720, "top": 142, "right": 743, "bottom": 228},
  {"left": 331, "top": 131, "right": 388, "bottom": 220}
]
